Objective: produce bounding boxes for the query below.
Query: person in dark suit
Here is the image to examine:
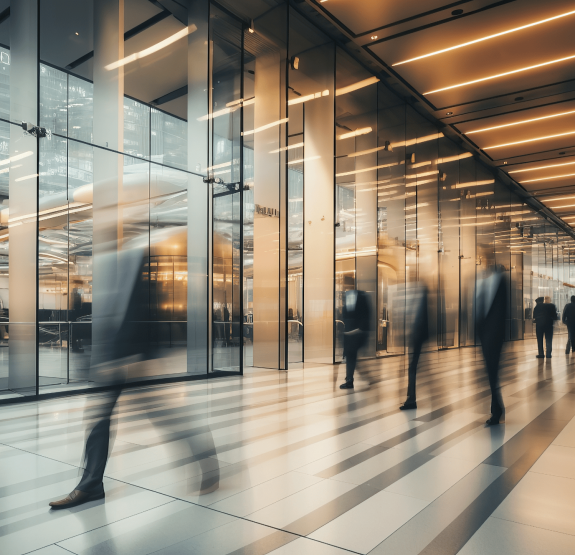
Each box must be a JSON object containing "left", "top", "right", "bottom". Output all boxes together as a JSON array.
[
  {"left": 340, "top": 290, "right": 371, "bottom": 389},
  {"left": 476, "top": 268, "right": 507, "bottom": 426},
  {"left": 533, "top": 296, "right": 558, "bottom": 358},
  {"left": 400, "top": 282, "right": 429, "bottom": 410},
  {"left": 562, "top": 295, "right": 575, "bottom": 354}
]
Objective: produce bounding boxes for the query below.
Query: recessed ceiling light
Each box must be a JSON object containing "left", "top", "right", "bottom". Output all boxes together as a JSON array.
[
  {"left": 371, "top": 35, "right": 378, "bottom": 40},
  {"left": 393, "top": 10, "right": 575, "bottom": 66},
  {"left": 467, "top": 109, "right": 575, "bottom": 135},
  {"left": 484, "top": 129, "right": 575, "bottom": 149},
  {"left": 452, "top": 9, "right": 464, "bottom": 16},
  {"left": 519, "top": 172, "right": 575, "bottom": 184},
  {"left": 540, "top": 195, "right": 575, "bottom": 201},
  {"left": 424, "top": 54, "right": 575, "bottom": 95},
  {"left": 446, "top": 111, "right": 453, "bottom": 115},
  {"left": 514, "top": 96, "right": 524, "bottom": 101},
  {"left": 559, "top": 151, "right": 566, "bottom": 155},
  {"left": 509, "top": 160, "right": 575, "bottom": 173},
  {"left": 75, "top": 32, "right": 79, "bottom": 36},
  {"left": 503, "top": 161, "right": 508, "bottom": 165}
]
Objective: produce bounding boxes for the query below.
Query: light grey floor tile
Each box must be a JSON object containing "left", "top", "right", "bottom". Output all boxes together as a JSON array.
[
  {"left": 458, "top": 516, "right": 575, "bottom": 555},
  {"left": 552, "top": 415, "right": 575, "bottom": 448},
  {"left": 58, "top": 500, "right": 235, "bottom": 555},
  {"left": 268, "top": 536, "right": 351, "bottom": 554},
  {"left": 530, "top": 444, "right": 575, "bottom": 480},
  {"left": 24, "top": 546, "right": 71, "bottom": 555},
  {"left": 308, "top": 490, "right": 429, "bottom": 554},
  {"left": 492, "top": 471, "right": 575, "bottom": 536}
]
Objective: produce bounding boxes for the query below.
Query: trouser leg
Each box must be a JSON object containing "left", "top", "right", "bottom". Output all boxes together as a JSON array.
[
  {"left": 77, "top": 389, "right": 121, "bottom": 493},
  {"left": 406, "top": 339, "right": 422, "bottom": 401},
  {"left": 345, "top": 337, "right": 358, "bottom": 384},
  {"left": 545, "top": 326, "right": 553, "bottom": 356},
  {"left": 536, "top": 327, "right": 544, "bottom": 356},
  {"left": 568, "top": 327, "right": 575, "bottom": 353},
  {"left": 484, "top": 345, "right": 504, "bottom": 420}
]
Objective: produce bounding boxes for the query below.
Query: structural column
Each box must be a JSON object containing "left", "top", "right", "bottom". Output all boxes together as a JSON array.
[{"left": 8, "top": 0, "right": 39, "bottom": 390}]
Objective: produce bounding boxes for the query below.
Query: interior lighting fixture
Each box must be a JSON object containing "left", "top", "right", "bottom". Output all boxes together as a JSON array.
[
  {"left": 467, "top": 109, "right": 575, "bottom": 135},
  {"left": 106, "top": 25, "right": 197, "bottom": 70},
  {"left": 475, "top": 191, "right": 494, "bottom": 197},
  {"left": 484, "top": 130, "right": 575, "bottom": 150},
  {"left": 335, "top": 76, "right": 379, "bottom": 97},
  {"left": 249, "top": 20, "right": 255, "bottom": 33},
  {"left": 454, "top": 179, "right": 495, "bottom": 188},
  {"left": 337, "top": 127, "right": 372, "bottom": 140},
  {"left": 405, "top": 203, "right": 429, "bottom": 210},
  {"left": 288, "top": 90, "right": 329, "bottom": 105},
  {"left": 394, "top": 10, "right": 575, "bottom": 66},
  {"left": 406, "top": 170, "right": 439, "bottom": 179},
  {"left": 405, "top": 177, "right": 438, "bottom": 188},
  {"left": 242, "top": 118, "right": 288, "bottom": 136},
  {"left": 436, "top": 152, "right": 473, "bottom": 164},
  {"left": 371, "top": 36, "right": 378, "bottom": 40},
  {"left": 424, "top": 54, "right": 575, "bottom": 96},
  {"left": 509, "top": 160, "right": 575, "bottom": 174},
  {"left": 335, "top": 161, "right": 404, "bottom": 178},
  {"left": 520, "top": 172, "right": 575, "bottom": 183},
  {"left": 270, "top": 142, "right": 304, "bottom": 154}
]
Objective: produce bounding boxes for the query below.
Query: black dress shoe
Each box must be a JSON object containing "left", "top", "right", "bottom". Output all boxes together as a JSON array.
[
  {"left": 339, "top": 382, "right": 354, "bottom": 389},
  {"left": 400, "top": 401, "right": 417, "bottom": 410},
  {"left": 546, "top": 355, "right": 552, "bottom": 359},
  {"left": 485, "top": 417, "right": 501, "bottom": 426},
  {"left": 536, "top": 355, "right": 545, "bottom": 359},
  {"left": 49, "top": 487, "right": 105, "bottom": 510}
]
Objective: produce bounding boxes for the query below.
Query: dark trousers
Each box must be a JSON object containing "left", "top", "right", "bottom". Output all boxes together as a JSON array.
[
  {"left": 77, "top": 388, "right": 219, "bottom": 494},
  {"left": 536, "top": 324, "right": 553, "bottom": 356},
  {"left": 344, "top": 332, "right": 366, "bottom": 384},
  {"left": 481, "top": 340, "right": 505, "bottom": 421},
  {"left": 566, "top": 326, "right": 575, "bottom": 353},
  {"left": 406, "top": 339, "right": 423, "bottom": 401}
]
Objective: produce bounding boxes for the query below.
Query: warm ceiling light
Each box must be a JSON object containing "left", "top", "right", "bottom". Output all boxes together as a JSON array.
[
  {"left": 475, "top": 191, "right": 494, "bottom": 197},
  {"left": 520, "top": 172, "right": 575, "bottom": 184},
  {"left": 509, "top": 160, "right": 575, "bottom": 174},
  {"left": 337, "top": 127, "right": 373, "bottom": 140},
  {"left": 371, "top": 36, "right": 378, "bottom": 40},
  {"left": 467, "top": 109, "right": 575, "bottom": 135},
  {"left": 288, "top": 90, "right": 329, "bottom": 105},
  {"left": 394, "top": 10, "right": 575, "bottom": 66},
  {"left": 270, "top": 142, "right": 304, "bottom": 154},
  {"left": 242, "top": 118, "right": 288, "bottom": 136},
  {"left": 454, "top": 179, "right": 495, "bottom": 188},
  {"left": 541, "top": 195, "right": 575, "bottom": 202},
  {"left": 424, "top": 53, "right": 575, "bottom": 96},
  {"left": 484, "top": 130, "right": 575, "bottom": 150},
  {"left": 336, "top": 76, "right": 379, "bottom": 97},
  {"left": 106, "top": 25, "right": 197, "bottom": 70}
]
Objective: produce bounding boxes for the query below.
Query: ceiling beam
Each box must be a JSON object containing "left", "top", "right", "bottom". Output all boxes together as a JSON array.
[{"left": 150, "top": 85, "right": 187, "bottom": 106}]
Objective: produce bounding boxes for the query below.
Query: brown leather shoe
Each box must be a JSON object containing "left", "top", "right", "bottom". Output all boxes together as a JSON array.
[{"left": 49, "top": 488, "right": 105, "bottom": 510}]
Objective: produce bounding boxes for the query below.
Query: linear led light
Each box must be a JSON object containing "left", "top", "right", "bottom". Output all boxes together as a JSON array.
[
  {"left": 475, "top": 191, "right": 494, "bottom": 197},
  {"left": 485, "top": 130, "right": 575, "bottom": 150},
  {"left": 454, "top": 179, "right": 495, "bottom": 188},
  {"left": 411, "top": 161, "right": 432, "bottom": 168},
  {"left": 242, "top": 118, "right": 288, "bottom": 136},
  {"left": 509, "top": 160, "right": 575, "bottom": 174},
  {"left": 270, "top": 142, "right": 304, "bottom": 154},
  {"left": 287, "top": 156, "right": 320, "bottom": 165},
  {"left": 345, "top": 133, "right": 443, "bottom": 159},
  {"left": 424, "top": 53, "right": 575, "bottom": 96},
  {"left": 467, "top": 109, "right": 575, "bottom": 135},
  {"left": 335, "top": 76, "right": 379, "bottom": 96},
  {"left": 337, "top": 127, "right": 373, "bottom": 140},
  {"left": 436, "top": 152, "right": 473, "bottom": 164},
  {"left": 406, "top": 170, "right": 439, "bottom": 179},
  {"left": 198, "top": 98, "right": 255, "bottom": 121},
  {"left": 520, "top": 172, "right": 575, "bottom": 183},
  {"left": 106, "top": 25, "right": 197, "bottom": 70},
  {"left": 551, "top": 204, "right": 575, "bottom": 209},
  {"left": 0, "top": 151, "right": 33, "bottom": 167},
  {"left": 393, "top": 10, "right": 575, "bottom": 66},
  {"left": 288, "top": 90, "right": 329, "bottom": 105}
]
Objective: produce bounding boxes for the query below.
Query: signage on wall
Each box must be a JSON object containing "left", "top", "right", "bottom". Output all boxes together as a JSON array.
[{"left": 255, "top": 204, "right": 279, "bottom": 218}]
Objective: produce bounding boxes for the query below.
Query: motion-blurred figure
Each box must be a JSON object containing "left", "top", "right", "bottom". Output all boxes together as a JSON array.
[
  {"left": 339, "top": 289, "right": 371, "bottom": 389},
  {"left": 534, "top": 295, "right": 558, "bottom": 358},
  {"left": 476, "top": 267, "right": 507, "bottom": 426},
  {"left": 562, "top": 295, "right": 575, "bottom": 354},
  {"left": 49, "top": 238, "right": 219, "bottom": 510},
  {"left": 400, "top": 282, "right": 429, "bottom": 410}
]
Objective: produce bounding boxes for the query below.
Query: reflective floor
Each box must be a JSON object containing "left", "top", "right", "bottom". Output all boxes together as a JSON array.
[{"left": 1, "top": 339, "right": 575, "bottom": 555}]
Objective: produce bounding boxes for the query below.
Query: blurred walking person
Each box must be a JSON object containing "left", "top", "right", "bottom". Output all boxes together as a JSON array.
[
  {"left": 534, "top": 295, "right": 558, "bottom": 358},
  {"left": 476, "top": 267, "right": 507, "bottom": 426},
  {"left": 400, "top": 282, "right": 428, "bottom": 410},
  {"left": 562, "top": 295, "right": 575, "bottom": 354},
  {"left": 340, "top": 290, "right": 372, "bottom": 389}
]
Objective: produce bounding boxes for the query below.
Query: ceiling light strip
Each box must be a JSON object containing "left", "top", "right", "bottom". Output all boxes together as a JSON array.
[
  {"left": 423, "top": 54, "right": 575, "bottom": 96},
  {"left": 393, "top": 10, "right": 575, "bottom": 66},
  {"left": 484, "top": 130, "right": 575, "bottom": 150},
  {"left": 509, "top": 160, "right": 575, "bottom": 174},
  {"left": 520, "top": 172, "right": 575, "bottom": 184},
  {"left": 467, "top": 109, "right": 575, "bottom": 135}
]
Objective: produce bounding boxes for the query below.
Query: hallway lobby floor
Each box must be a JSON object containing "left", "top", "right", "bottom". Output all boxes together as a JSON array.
[{"left": 1, "top": 340, "right": 575, "bottom": 555}]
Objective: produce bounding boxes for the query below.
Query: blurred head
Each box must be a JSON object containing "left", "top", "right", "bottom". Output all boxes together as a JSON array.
[
  {"left": 571, "top": 296, "right": 575, "bottom": 303},
  {"left": 535, "top": 297, "right": 543, "bottom": 304},
  {"left": 544, "top": 296, "right": 551, "bottom": 304}
]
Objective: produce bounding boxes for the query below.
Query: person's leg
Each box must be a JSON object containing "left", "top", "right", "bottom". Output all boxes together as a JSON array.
[
  {"left": 536, "top": 326, "right": 544, "bottom": 356},
  {"left": 403, "top": 338, "right": 422, "bottom": 406},
  {"left": 341, "top": 335, "right": 358, "bottom": 388},
  {"left": 546, "top": 325, "right": 553, "bottom": 357},
  {"left": 569, "top": 326, "right": 575, "bottom": 354},
  {"left": 484, "top": 344, "right": 504, "bottom": 424}
]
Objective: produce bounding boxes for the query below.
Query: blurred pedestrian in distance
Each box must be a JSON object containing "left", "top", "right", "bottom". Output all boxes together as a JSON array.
[
  {"left": 476, "top": 267, "right": 507, "bottom": 426},
  {"left": 400, "top": 282, "right": 428, "bottom": 410},
  {"left": 339, "top": 289, "right": 371, "bottom": 389},
  {"left": 534, "top": 295, "right": 558, "bottom": 359},
  {"left": 562, "top": 295, "right": 575, "bottom": 354}
]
